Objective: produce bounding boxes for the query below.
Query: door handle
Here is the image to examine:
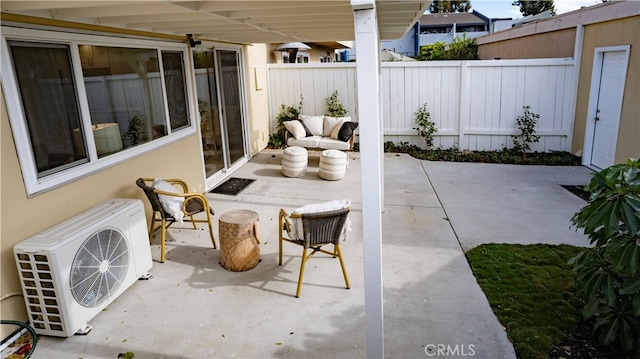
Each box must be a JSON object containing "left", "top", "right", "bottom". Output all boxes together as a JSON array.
[{"left": 595, "top": 109, "right": 600, "bottom": 121}]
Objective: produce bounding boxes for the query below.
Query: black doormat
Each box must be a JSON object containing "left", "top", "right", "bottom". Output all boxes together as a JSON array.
[
  {"left": 210, "top": 177, "right": 255, "bottom": 196},
  {"left": 561, "top": 185, "right": 590, "bottom": 201}
]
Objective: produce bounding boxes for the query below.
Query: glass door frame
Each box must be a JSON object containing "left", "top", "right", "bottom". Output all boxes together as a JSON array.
[
  {"left": 215, "top": 47, "right": 250, "bottom": 177},
  {"left": 192, "top": 42, "right": 250, "bottom": 190}
]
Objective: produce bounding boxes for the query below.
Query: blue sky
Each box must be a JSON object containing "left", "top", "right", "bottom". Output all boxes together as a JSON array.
[{"left": 469, "top": 0, "right": 603, "bottom": 19}]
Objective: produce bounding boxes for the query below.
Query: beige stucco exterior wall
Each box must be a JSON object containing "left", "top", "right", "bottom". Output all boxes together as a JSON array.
[
  {"left": 477, "top": 28, "right": 576, "bottom": 59},
  {"left": 0, "top": 20, "right": 274, "bottom": 325},
  {"left": 573, "top": 16, "right": 640, "bottom": 163},
  {"left": 244, "top": 44, "right": 271, "bottom": 154},
  {"left": 1, "top": 61, "right": 206, "bottom": 326}
]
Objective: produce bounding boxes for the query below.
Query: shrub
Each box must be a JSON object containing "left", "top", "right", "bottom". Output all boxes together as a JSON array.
[
  {"left": 511, "top": 105, "right": 540, "bottom": 154},
  {"left": 569, "top": 158, "right": 640, "bottom": 353},
  {"left": 268, "top": 96, "right": 302, "bottom": 148},
  {"left": 417, "top": 42, "right": 447, "bottom": 61},
  {"left": 447, "top": 35, "right": 478, "bottom": 60},
  {"left": 417, "top": 35, "right": 477, "bottom": 61},
  {"left": 325, "top": 90, "right": 347, "bottom": 117},
  {"left": 413, "top": 103, "right": 437, "bottom": 150}
]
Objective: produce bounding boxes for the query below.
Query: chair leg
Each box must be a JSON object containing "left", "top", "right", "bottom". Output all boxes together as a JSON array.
[
  {"left": 295, "top": 247, "right": 309, "bottom": 298},
  {"left": 335, "top": 244, "right": 350, "bottom": 289},
  {"left": 160, "top": 218, "right": 167, "bottom": 263},
  {"left": 278, "top": 212, "right": 285, "bottom": 266},
  {"left": 205, "top": 210, "right": 217, "bottom": 249},
  {"left": 189, "top": 215, "right": 197, "bottom": 230},
  {"left": 148, "top": 214, "right": 156, "bottom": 243}
]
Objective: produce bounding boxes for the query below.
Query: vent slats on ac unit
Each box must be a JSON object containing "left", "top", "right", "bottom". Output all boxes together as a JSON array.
[
  {"left": 15, "top": 253, "right": 64, "bottom": 333},
  {"left": 13, "top": 198, "right": 152, "bottom": 337}
]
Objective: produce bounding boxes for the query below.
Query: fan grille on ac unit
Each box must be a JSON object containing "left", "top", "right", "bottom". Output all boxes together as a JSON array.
[{"left": 70, "top": 229, "right": 130, "bottom": 308}]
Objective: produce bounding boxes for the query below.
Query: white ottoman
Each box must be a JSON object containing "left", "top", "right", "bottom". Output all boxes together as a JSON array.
[
  {"left": 319, "top": 150, "right": 348, "bottom": 180},
  {"left": 282, "top": 146, "right": 308, "bottom": 177}
]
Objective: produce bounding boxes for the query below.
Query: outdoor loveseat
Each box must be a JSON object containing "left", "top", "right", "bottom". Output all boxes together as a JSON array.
[{"left": 283, "top": 115, "right": 357, "bottom": 151}]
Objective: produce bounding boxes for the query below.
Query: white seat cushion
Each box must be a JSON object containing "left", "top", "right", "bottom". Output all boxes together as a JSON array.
[
  {"left": 317, "top": 137, "right": 351, "bottom": 150},
  {"left": 152, "top": 179, "right": 185, "bottom": 224},
  {"left": 287, "top": 135, "right": 321, "bottom": 148},
  {"left": 288, "top": 199, "right": 352, "bottom": 241}
]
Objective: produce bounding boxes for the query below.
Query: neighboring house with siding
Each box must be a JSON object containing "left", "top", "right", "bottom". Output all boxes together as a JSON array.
[
  {"left": 477, "top": 0, "right": 640, "bottom": 170},
  {"left": 381, "top": 10, "right": 511, "bottom": 58},
  {"left": 269, "top": 42, "right": 353, "bottom": 63},
  {"left": 0, "top": 0, "right": 428, "bottom": 334},
  {"left": 418, "top": 10, "right": 491, "bottom": 46}
]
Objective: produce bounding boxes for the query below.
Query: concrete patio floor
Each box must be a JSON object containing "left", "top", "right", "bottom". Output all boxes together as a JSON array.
[{"left": 32, "top": 149, "right": 593, "bottom": 359}]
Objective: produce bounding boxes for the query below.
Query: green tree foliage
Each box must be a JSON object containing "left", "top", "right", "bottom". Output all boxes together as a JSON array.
[
  {"left": 417, "top": 42, "right": 447, "bottom": 61},
  {"left": 417, "top": 36, "right": 477, "bottom": 61},
  {"left": 570, "top": 158, "right": 640, "bottom": 353},
  {"left": 512, "top": 0, "right": 556, "bottom": 16},
  {"left": 428, "top": 0, "right": 471, "bottom": 13},
  {"left": 447, "top": 35, "right": 478, "bottom": 60}
]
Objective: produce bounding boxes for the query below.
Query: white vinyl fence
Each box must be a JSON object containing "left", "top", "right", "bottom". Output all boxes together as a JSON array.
[{"left": 267, "top": 58, "right": 576, "bottom": 152}]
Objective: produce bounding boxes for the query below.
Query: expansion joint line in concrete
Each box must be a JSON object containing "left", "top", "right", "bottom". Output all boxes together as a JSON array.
[{"left": 419, "top": 161, "right": 465, "bottom": 253}]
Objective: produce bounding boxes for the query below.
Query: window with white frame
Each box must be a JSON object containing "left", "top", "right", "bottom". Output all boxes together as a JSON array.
[{"left": 1, "top": 27, "right": 195, "bottom": 196}]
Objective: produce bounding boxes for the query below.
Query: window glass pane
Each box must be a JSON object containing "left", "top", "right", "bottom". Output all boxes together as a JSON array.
[
  {"left": 9, "top": 42, "right": 88, "bottom": 177},
  {"left": 161, "top": 51, "right": 190, "bottom": 131},
  {"left": 80, "top": 45, "right": 167, "bottom": 154}
]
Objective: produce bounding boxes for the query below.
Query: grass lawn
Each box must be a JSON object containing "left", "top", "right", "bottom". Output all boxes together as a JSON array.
[{"left": 466, "top": 243, "right": 585, "bottom": 359}]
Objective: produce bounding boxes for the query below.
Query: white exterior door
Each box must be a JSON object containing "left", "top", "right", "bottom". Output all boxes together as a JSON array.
[{"left": 586, "top": 47, "right": 629, "bottom": 170}]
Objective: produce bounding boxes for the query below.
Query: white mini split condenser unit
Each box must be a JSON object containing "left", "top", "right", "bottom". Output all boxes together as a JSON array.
[{"left": 14, "top": 198, "right": 153, "bottom": 337}]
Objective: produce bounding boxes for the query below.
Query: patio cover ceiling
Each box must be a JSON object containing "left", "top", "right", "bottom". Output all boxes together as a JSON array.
[{"left": 0, "top": 1, "right": 429, "bottom": 44}]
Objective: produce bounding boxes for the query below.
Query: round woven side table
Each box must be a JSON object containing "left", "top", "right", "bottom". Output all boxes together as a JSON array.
[
  {"left": 282, "top": 146, "right": 308, "bottom": 177},
  {"left": 319, "top": 149, "right": 347, "bottom": 180}
]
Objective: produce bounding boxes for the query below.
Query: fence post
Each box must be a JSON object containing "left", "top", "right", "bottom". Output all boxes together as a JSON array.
[{"left": 458, "top": 61, "right": 470, "bottom": 149}]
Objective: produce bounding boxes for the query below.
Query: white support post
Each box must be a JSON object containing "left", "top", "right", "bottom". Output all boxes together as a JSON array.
[{"left": 351, "top": 1, "right": 384, "bottom": 358}]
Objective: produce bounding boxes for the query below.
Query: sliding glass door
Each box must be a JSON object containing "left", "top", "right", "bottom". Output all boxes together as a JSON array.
[
  {"left": 216, "top": 50, "right": 246, "bottom": 167},
  {"left": 193, "top": 47, "right": 247, "bottom": 184}
]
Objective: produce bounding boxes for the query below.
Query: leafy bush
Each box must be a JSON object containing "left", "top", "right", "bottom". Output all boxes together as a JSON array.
[
  {"left": 417, "top": 42, "right": 447, "bottom": 61},
  {"left": 417, "top": 35, "right": 477, "bottom": 61},
  {"left": 511, "top": 105, "right": 541, "bottom": 154},
  {"left": 569, "top": 158, "right": 640, "bottom": 352},
  {"left": 413, "top": 103, "right": 437, "bottom": 150},
  {"left": 324, "top": 90, "right": 347, "bottom": 117},
  {"left": 268, "top": 96, "right": 302, "bottom": 148},
  {"left": 447, "top": 35, "right": 478, "bottom": 60}
]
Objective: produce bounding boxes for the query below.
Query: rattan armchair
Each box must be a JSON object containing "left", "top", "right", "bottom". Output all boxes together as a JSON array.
[
  {"left": 136, "top": 178, "right": 217, "bottom": 263},
  {"left": 278, "top": 206, "right": 351, "bottom": 298}
]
